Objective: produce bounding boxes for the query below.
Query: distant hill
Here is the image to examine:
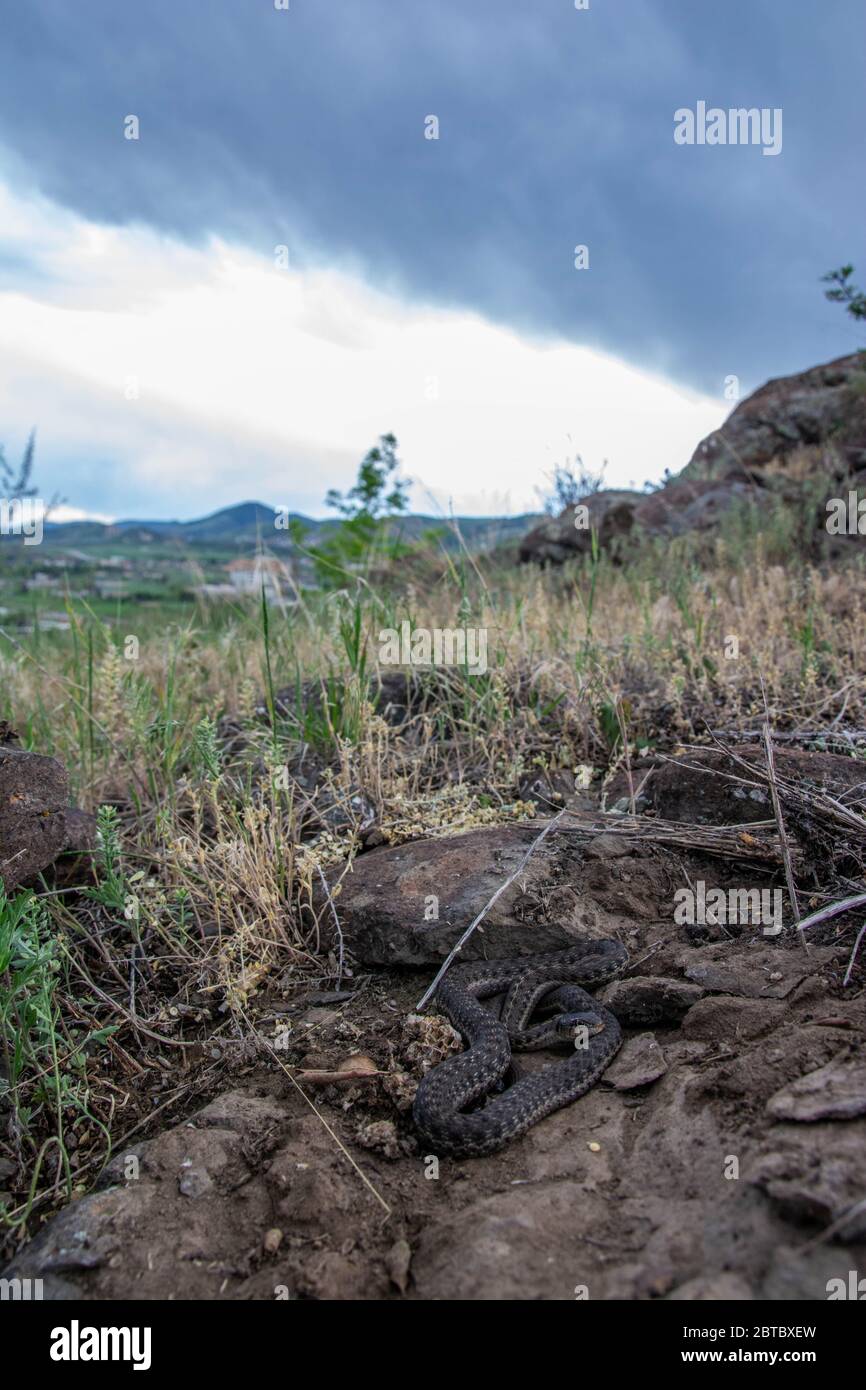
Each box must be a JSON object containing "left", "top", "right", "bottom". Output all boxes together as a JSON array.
[{"left": 40, "top": 502, "right": 541, "bottom": 552}]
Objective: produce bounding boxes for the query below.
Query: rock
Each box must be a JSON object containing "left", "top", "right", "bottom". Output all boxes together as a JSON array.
[
  {"left": 682, "top": 947, "right": 821, "bottom": 1000},
  {"left": 685, "top": 352, "right": 866, "bottom": 482},
  {"left": 766, "top": 1057, "right": 866, "bottom": 1122},
  {"left": 0, "top": 744, "right": 69, "bottom": 888},
  {"left": 190, "top": 1090, "right": 287, "bottom": 1135},
  {"left": 681, "top": 995, "right": 784, "bottom": 1042},
  {"left": 0, "top": 1188, "right": 125, "bottom": 1291},
  {"left": 605, "top": 1033, "right": 667, "bottom": 1090},
  {"left": 321, "top": 824, "right": 628, "bottom": 965},
  {"left": 635, "top": 477, "right": 756, "bottom": 537},
  {"left": 582, "top": 834, "right": 634, "bottom": 859},
  {"left": 355, "top": 1119, "right": 402, "bottom": 1160},
  {"left": 519, "top": 354, "right": 866, "bottom": 567},
  {"left": 761, "top": 1245, "right": 862, "bottom": 1301},
  {"left": 667, "top": 1273, "right": 754, "bottom": 1301},
  {"left": 516, "top": 768, "right": 576, "bottom": 812},
  {"left": 750, "top": 1120, "right": 866, "bottom": 1237},
  {"left": 518, "top": 490, "right": 643, "bottom": 565},
  {"left": 266, "top": 1144, "right": 354, "bottom": 1238},
  {"left": 263, "top": 1227, "right": 283, "bottom": 1255},
  {"left": 49, "top": 806, "right": 98, "bottom": 887},
  {"left": 606, "top": 746, "right": 866, "bottom": 827},
  {"left": 385, "top": 1238, "right": 412, "bottom": 1294},
  {"left": 411, "top": 1181, "right": 610, "bottom": 1300},
  {"left": 0, "top": 1087, "right": 401, "bottom": 1301},
  {"left": 178, "top": 1165, "right": 215, "bottom": 1199},
  {"left": 517, "top": 479, "right": 758, "bottom": 566},
  {"left": 600, "top": 976, "right": 703, "bottom": 1026},
  {"left": 299, "top": 1250, "right": 384, "bottom": 1301}
]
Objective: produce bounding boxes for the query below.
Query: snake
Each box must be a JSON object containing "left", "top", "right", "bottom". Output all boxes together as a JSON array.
[{"left": 412, "top": 939, "right": 628, "bottom": 1157}]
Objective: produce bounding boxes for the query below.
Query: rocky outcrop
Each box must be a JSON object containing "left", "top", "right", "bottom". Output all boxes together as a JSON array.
[
  {"left": 518, "top": 489, "right": 643, "bottom": 564},
  {"left": 518, "top": 477, "right": 758, "bottom": 564},
  {"left": 520, "top": 351, "right": 866, "bottom": 564},
  {"left": 686, "top": 351, "right": 866, "bottom": 482}
]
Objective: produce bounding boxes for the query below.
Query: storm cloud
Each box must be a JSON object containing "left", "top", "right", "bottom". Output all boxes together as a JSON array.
[{"left": 1, "top": 0, "right": 863, "bottom": 397}]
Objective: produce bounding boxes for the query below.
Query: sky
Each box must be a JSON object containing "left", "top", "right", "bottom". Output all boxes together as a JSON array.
[{"left": 0, "top": 0, "right": 863, "bottom": 521}]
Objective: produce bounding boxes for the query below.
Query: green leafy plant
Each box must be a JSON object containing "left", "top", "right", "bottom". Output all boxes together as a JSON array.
[
  {"left": 84, "top": 805, "right": 128, "bottom": 913},
  {"left": 192, "top": 713, "right": 222, "bottom": 781},
  {"left": 314, "top": 433, "right": 410, "bottom": 584},
  {"left": 823, "top": 265, "right": 866, "bottom": 322},
  {"left": 0, "top": 887, "right": 71, "bottom": 1213}
]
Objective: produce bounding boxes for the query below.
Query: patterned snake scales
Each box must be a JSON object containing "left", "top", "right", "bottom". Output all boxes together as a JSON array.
[{"left": 413, "top": 940, "right": 628, "bottom": 1157}]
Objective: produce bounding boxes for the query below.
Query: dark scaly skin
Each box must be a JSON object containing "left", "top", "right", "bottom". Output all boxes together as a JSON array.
[{"left": 413, "top": 941, "right": 627, "bottom": 1158}]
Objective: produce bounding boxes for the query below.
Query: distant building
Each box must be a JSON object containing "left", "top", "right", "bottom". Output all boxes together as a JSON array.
[
  {"left": 194, "top": 582, "right": 238, "bottom": 600},
  {"left": 93, "top": 578, "right": 128, "bottom": 599},
  {"left": 225, "top": 556, "right": 293, "bottom": 603},
  {"left": 22, "top": 611, "right": 71, "bottom": 634},
  {"left": 24, "top": 572, "right": 58, "bottom": 592}
]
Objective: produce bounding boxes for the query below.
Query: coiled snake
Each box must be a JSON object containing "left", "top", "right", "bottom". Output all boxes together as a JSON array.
[{"left": 413, "top": 940, "right": 628, "bottom": 1157}]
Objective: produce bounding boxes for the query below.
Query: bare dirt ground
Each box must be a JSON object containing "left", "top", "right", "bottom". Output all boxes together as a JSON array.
[{"left": 5, "top": 847, "right": 864, "bottom": 1302}]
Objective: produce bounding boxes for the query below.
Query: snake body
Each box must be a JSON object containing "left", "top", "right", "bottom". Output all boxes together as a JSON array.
[{"left": 413, "top": 940, "right": 628, "bottom": 1157}]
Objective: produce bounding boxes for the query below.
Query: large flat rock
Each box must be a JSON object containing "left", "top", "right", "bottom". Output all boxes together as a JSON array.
[{"left": 321, "top": 824, "right": 656, "bottom": 965}]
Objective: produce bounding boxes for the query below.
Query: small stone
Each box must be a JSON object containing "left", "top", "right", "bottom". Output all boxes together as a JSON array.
[
  {"left": 605, "top": 1033, "right": 667, "bottom": 1090},
  {"left": 766, "top": 1058, "right": 866, "bottom": 1122},
  {"left": 385, "top": 1238, "right": 412, "bottom": 1293},
  {"left": 263, "top": 1227, "right": 283, "bottom": 1255},
  {"left": 178, "top": 1166, "right": 214, "bottom": 1199},
  {"left": 601, "top": 976, "right": 703, "bottom": 1026},
  {"left": 668, "top": 1273, "right": 754, "bottom": 1301},
  {"left": 356, "top": 1120, "right": 402, "bottom": 1160}
]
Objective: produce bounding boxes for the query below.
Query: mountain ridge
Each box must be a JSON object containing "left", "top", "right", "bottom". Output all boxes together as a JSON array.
[{"left": 40, "top": 501, "right": 542, "bottom": 550}]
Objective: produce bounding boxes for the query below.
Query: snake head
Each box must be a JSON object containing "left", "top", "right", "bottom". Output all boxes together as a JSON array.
[{"left": 555, "top": 1010, "right": 605, "bottom": 1041}]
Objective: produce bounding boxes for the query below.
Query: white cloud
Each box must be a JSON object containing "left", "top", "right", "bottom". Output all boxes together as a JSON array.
[
  {"left": 0, "top": 175, "right": 727, "bottom": 519},
  {"left": 48, "top": 503, "right": 114, "bottom": 524}
]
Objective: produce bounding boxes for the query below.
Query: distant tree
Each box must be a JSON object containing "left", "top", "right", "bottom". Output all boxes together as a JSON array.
[
  {"left": 822, "top": 265, "right": 866, "bottom": 322},
  {"left": 325, "top": 433, "right": 409, "bottom": 523},
  {"left": 0, "top": 429, "right": 38, "bottom": 498},
  {"left": 315, "top": 433, "right": 410, "bottom": 583}
]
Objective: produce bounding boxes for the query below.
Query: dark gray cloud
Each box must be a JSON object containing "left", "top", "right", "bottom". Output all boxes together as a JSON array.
[{"left": 0, "top": 0, "right": 863, "bottom": 394}]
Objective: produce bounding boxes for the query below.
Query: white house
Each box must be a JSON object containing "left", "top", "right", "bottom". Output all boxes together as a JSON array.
[{"left": 226, "top": 555, "right": 292, "bottom": 603}]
